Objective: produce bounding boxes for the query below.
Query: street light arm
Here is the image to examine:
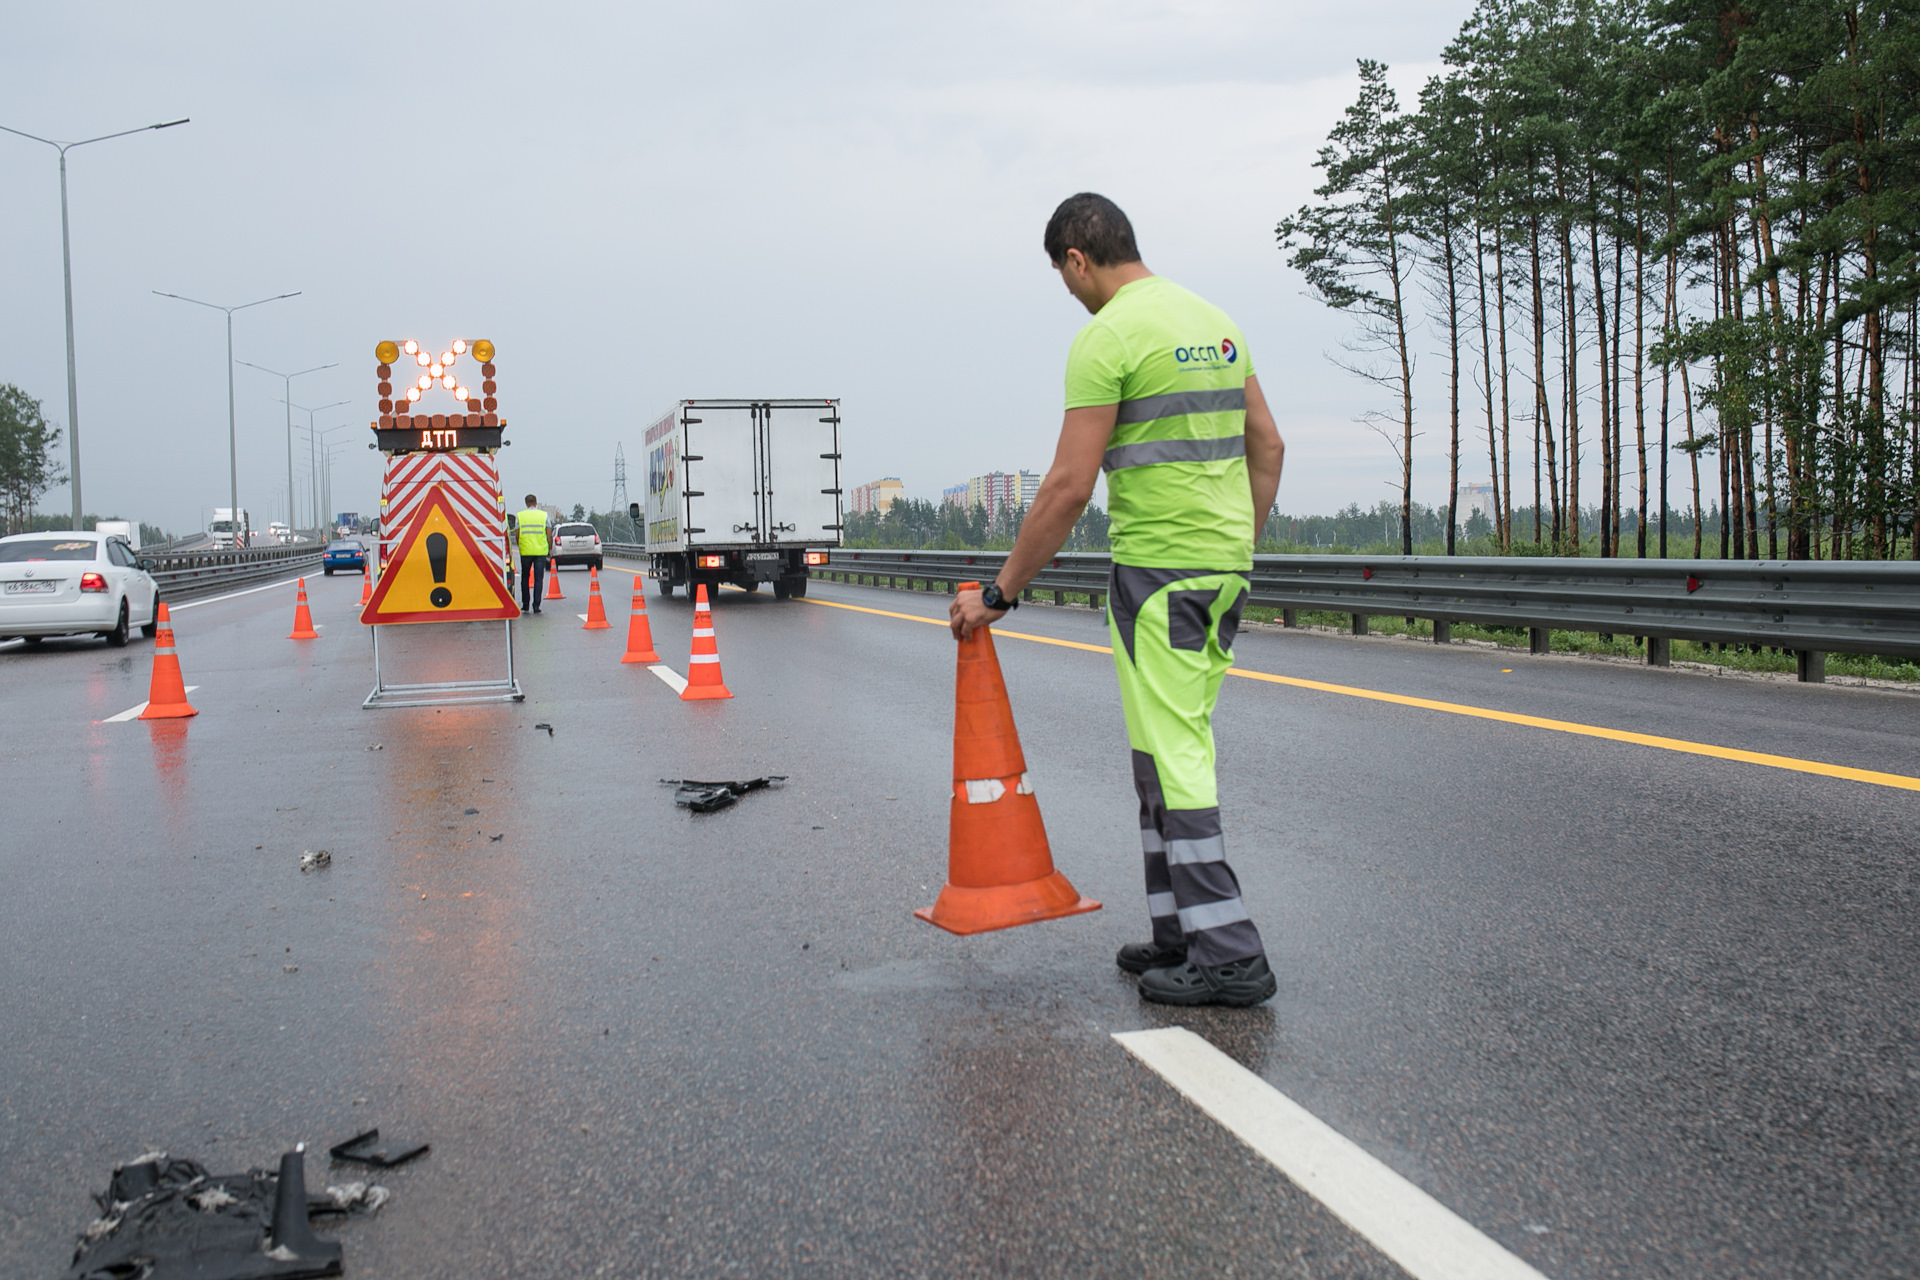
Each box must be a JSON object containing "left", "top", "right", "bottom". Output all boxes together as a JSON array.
[
  {"left": 233, "top": 291, "right": 301, "bottom": 313},
  {"left": 152, "top": 289, "right": 229, "bottom": 313},
  {"left": 0, "top": 123, "right": 59, "bottom": 148},
  {"left": 2, "top": 119, "right": 187, "bottom": 150}
]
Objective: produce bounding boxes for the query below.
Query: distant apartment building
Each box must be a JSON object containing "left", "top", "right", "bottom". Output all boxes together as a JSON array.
[
  {"left": 1454, "top": 482, "right": 1497, "bottom": 523},
  {"left": 850, "top": 477, "right": 904, "bottom": 515},
  {"left": 943, "top": 471, "right": 1042, "bottom": 515}
]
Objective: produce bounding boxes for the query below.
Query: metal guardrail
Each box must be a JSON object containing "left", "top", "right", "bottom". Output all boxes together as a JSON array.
[
  {"left": 604, "top": 542, "right": 646, "bottom": 560},
  {"left": 142, "top": 544, "right": 324, "bottom": 600},
  {"left": 823, "top": 549, "right": 1920, "bottom": 683}
]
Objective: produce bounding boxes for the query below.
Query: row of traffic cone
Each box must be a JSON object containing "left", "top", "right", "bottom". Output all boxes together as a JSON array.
[
  {"left": 163, "top": 566, "right": 1090, "bottom": 941},
  {"left": 600, "top": 569, "right": 729, "bottom": 701}
]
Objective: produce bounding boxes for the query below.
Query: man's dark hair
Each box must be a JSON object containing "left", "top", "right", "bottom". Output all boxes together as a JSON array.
[
  {"left": 1044, "top": 193, "right": 1141, "bottom": 267},
  {"left": 525, "top": 494, "right": 538, "bottom": 505}
]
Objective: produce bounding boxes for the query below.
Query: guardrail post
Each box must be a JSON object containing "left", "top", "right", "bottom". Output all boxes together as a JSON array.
[
  {"left": 1432, "top": 619, "right": 1451, "bottom": 645},
  {"left": 1351, "top": 614, "right": 1368, "bottom": 636},
  {"left": 1797, "top": 650, "right": 1826, "bottom": 683},
  {"left": 1089, "top": 591, "right": 1103, "bottom": 611},
  {"left": 1647, "top": 636, "right": 1671, "bottom": 667},
  {"left": 1054, "top": 590, "right": 1064, "bottom": 607},
  {"left": 1281, "top": 608, "right": 1297, "bottom": 628},
  {"left": 1529, "top": 627, "right": 1550, "bottom": 655}
]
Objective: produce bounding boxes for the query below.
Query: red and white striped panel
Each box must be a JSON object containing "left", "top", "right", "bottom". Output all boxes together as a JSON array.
[{"left": 378, "top": 452, "right": 509, "bottom": 573}]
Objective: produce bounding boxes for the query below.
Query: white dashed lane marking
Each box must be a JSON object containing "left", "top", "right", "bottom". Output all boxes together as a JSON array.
[
  {"left": 648, "top": 665, "right": 687, "bottom": 694},
  {"left": 1114, "top": 1028, "right": 1551, "bottom": 1280},
  {"left": 101, "top": 688, "right": 201, "bottom": 723}
]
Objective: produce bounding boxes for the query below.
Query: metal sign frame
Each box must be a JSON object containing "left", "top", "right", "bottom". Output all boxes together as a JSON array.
[{"left": 363, "top": 617, "right": 522, "bottom": 709}]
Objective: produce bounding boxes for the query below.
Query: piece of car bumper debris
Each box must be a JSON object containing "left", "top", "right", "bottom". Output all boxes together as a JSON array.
[
  {"left": 661, "top": 776, "right": 789, "bottom": 813},
  {"left": 66, "top": 1144, "right": 354, "bottom": 1280},
  {"left": 327, "top": 1128, "right": 430, "bottom": 1168}
]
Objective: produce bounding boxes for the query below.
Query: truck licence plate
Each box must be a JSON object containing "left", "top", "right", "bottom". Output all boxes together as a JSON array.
[
  {"left": 3, "top": 580, "right": 56, "bottom": 594},
  {"left": 745, "top": 553, "right": 779, "bottom": 563}
]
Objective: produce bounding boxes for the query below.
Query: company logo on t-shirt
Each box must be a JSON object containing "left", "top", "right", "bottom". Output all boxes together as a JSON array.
[{"left": 1174, "top": 340, "right": 1238, "bottom": 368}]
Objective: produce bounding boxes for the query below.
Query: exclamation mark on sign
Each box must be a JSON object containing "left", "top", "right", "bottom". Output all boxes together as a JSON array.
[{"left": 427, "top": 532, "right": 451, "bottom": 608}]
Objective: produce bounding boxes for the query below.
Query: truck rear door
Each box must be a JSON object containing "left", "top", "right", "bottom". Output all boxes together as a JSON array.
[
  {"left": 682, "top": 404, "right": 760, "bottom": 544},
  {"left": 763, "top": 400, "right": 842, "bottom": 546}
]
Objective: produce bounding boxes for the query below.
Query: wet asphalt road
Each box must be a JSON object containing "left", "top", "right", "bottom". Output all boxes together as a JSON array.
[{"left": 0, "top": 566, "right": 1915, "bottom": 1278}]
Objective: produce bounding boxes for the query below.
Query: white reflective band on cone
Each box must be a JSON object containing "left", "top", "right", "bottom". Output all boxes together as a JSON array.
[
  {"left": 964, "top": 778, "right": 1006, "bottom": 805},
  {"left": 963, "top": 772, "right": 1034, "bottom": 804},
  {"left": 694, "top": 628, "right": 714, "bottom": 637},
  {"left": 689, "top": 653, "right": 720, "bottom": 664}
]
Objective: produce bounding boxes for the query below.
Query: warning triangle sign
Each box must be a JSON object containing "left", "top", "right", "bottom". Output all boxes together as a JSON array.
[{"left": 360, "top": 482, "right": 521, "bottom": 625}]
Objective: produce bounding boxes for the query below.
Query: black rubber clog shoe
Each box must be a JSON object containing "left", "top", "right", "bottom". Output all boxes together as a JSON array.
[
  {"left": 1116, "top": 942, "right": 1188, "bottom": 975},
  {"left": 1138, "top": 954, "right": 1277, "bottom": 1007}
]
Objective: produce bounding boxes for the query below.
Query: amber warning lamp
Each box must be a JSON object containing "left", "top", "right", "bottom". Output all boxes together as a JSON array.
[{"left": 371, "top": 337, "right": 504, "bottom": 455}]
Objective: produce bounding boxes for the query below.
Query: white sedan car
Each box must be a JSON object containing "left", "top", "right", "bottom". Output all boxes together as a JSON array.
[{"left": 0, "top": 532, "right": 160, "bottom": 648}]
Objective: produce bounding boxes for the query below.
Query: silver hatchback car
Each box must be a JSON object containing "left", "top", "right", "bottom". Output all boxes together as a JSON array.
[
  {"left": 0, "top": 532, "right": 160, "bottom": 648},
  {"left": 551, "top": 522, "right": 603, "bottom": 570}
]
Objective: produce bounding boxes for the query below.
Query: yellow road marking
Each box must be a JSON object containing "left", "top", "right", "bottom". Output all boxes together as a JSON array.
[{"left": 802, "top": 595, "right": 1920, "bottom": 793}]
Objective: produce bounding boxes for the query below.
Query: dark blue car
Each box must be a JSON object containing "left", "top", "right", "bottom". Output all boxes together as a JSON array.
[{"left": 323, "top": 539, "right": 367, "bottom": 575}]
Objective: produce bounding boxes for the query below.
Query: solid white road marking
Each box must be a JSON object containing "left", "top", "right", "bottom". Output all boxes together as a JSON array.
[
  {"left": 576, "top": 613, "right": 589, "bottom": 622},
  {"left": 648, "top": 664, "right": 688, "bottom": 694},
  {"left": 1113, "top": 1027, "right": 1551, "bottom": 1280},
  {"left": 102, "top": 687, "right": 202, "bottom": 723},
  {"left": 172, "top": 576, "right": 308, "bottom": 610}
]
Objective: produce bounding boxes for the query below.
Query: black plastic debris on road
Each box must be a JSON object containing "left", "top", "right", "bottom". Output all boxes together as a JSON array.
[
  {"left": 661, "top": 776, "right": 789, "bottom": 814},
  {"left": 327, "top": 1128, "right": 430, "bottom": 1169},
  {"left": 66, "top": 1143, "right": 366, "bottom": 1280},
  {"left": 532, "top": 722, "right": 554, "bottom": 737}
]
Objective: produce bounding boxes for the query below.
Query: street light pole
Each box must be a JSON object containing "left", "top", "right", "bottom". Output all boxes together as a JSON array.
[
  {"left": 292, "top": 404, "right": 351, "bottom": 538},
  {"left": 323, "top": 439, "right": 354, "bottom": 534},
  {"left": 240, "top": 360, "right": 336, "bottom": 540},
  {"left": 1, "top": 117, "right": 189, "bottom": 527},
  {"left": 154, "top": 290, "right": 299, "bottom": 546}
]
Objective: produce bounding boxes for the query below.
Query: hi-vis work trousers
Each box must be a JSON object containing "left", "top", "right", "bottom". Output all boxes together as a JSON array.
[{"left": 1108, "top": 565, "right": 1265, "bottom": 968}]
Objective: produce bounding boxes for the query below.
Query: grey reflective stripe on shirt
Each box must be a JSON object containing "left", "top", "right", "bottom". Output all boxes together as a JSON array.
[
  {"left": 1114, "top": 387, "right": 1246, "bottom": 425},
  {"left": 1103, "top": 435, "right": 1246, "bottom": 473}
]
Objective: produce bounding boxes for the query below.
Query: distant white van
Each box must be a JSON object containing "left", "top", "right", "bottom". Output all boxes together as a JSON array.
[{"left": 94, "top": 520, "right": 139, "bottom": 550}]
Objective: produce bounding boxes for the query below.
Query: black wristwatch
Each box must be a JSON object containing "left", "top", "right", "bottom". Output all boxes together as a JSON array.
[{"left": 980, "top": 582, "right": 1018, "bottom": 612}]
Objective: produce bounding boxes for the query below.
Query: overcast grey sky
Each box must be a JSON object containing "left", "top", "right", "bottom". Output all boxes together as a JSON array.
[{"left": 2, "top": 1, "right": 1476, "bottom": 536}]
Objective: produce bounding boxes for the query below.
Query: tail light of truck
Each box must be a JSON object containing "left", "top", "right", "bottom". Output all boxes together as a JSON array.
[
  {"left": 698, "top": 554, "right": 725, "bottom": 569},
  {"left": 805, "top": 552, "right": 828, "bottom": 566},
  {"left": 80, "top": 572, "right": 109, "bottom": 593}
]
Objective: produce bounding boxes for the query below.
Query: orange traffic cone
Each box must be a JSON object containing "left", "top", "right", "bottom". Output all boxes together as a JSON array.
[
  {"left": 359, "top": 569, "right": 372, "bottom": 607},
  {"left": 916, "top": 585, "right": 1099, "bottom": 934},
  {"left": 138, "top": 603, "right": 198, "bottom": 719},
  {"left": 620, "top": 577, "right": 662, "bottom": 663},
  {"left": 680, "top": 583, "right": 732, "bottom": 700},
  {"left": 545, "top": 558, "right": 564, "bottom": 600},
  {"left": 583, "top": 567, "right": 611, "bottom": 629},
  {"left": 288, "top": 577, "right": 320, "bottom": 640}
]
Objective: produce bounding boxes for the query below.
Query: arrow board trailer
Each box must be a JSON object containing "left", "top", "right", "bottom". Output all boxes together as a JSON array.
[{"left": 638, "top": 400, "right": 842, "bottom": 600}]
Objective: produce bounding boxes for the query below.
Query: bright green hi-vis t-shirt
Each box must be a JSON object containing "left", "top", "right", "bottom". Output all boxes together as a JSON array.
[{"left": 1064, "top": 276, "right": 1255, "bottom": 570}]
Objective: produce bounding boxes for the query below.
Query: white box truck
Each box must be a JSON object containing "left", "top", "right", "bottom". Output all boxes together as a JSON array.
[
  {"left": 634, "top": 399, "right": 842, "bottom": 600},
  {"left": 208, "top": 508, "right": 249, "bottom": 549}
]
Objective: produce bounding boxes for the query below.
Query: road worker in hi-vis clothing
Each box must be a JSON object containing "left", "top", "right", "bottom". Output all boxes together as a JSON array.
[
  {"left": 508, "top": 495, "right": 550, "bottom": 614},
  {"left": 950, "top": 193, "right": 1285, "bottom": 1007}
]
